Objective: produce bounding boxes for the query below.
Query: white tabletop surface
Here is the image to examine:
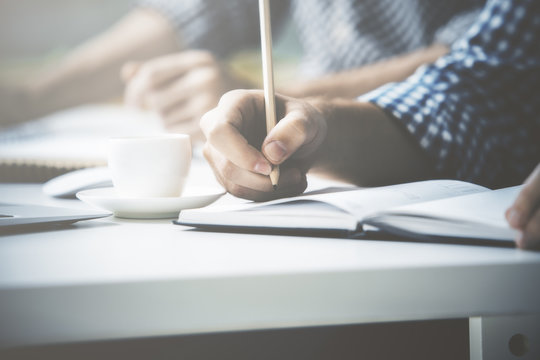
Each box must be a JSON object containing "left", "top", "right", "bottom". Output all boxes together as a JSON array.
[{"left": 1, "top": 170, "right": 539, "bottom": 347}]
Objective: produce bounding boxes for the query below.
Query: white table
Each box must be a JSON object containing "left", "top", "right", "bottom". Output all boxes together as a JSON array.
[{"left": 0, "top": 182, "right": 539, "bottom": 359}]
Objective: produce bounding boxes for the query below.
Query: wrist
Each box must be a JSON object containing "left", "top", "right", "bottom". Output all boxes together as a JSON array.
[{"left": 304, "top": 98, "right": 398, "bottom": 183}]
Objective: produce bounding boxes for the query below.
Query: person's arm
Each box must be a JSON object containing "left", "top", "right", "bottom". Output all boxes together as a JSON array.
[
  {"left": 280, "top": 4, "right": 483, "bottom": 100},
  {"left": 308, "top": 98, "right": 435, "bottom": 185},
  {"left": 506, "top": 164, "right": 540, "bottom": 250},
  {"left": 9, "top": 8, "right": 181, "bottom": 126},
  {"left": 200, "top": 0, "right": 540, "bottom": 203},
  {"left": 120, "top": 43, "right": 448, "bottom": 141},
  {"left": 360, "top": 0, "right": 540, "bottom": 190},
  {"left": 200, "top": 90, "right": 434, "bottom": 201},
  {"left": 281, "top": 44, "right": 449, "bottom": 99}
]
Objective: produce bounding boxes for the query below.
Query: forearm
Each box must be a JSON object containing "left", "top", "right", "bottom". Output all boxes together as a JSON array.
[
  {"left": 23, "top": 8, "right": 182, "bottom": 118},
  {"left": 310, "top": 98, "right": 435, "bottom": 186},
  {"left": 281, "top": 44, "right": 448, "bottom": 99}
]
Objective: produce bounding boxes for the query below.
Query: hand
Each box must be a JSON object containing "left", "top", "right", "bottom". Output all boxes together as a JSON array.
[
  {"left": 123, "top": 50, "right": 247, "bottom": 142},
  {"left": 200, "top": 89, "right": 327, "bottom": 201},
  {"left": 506, "top": 163, "right": 540, "bottom": 250}
]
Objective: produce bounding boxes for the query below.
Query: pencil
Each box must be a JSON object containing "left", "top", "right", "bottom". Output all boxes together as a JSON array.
[{"left": 258, "top": 0, "right": 280, "bottom": 190}]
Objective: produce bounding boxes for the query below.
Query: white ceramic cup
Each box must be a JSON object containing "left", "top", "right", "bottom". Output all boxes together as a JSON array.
[{"left": 108, "top": 134, "right": 191, "bottom": 197}]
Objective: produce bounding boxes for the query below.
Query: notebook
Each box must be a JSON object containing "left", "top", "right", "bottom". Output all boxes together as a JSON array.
[
  {"left": 0, "top": 203, "right": 109, "bottom": 228},
  {"left": 176, "top": 179, "right": 519, "bottom": 245},
  {"left": 0, "top": 104, "right": 165, "bottom": 182}
]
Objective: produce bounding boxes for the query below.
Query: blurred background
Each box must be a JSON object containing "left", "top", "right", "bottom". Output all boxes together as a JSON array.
[
  {"left": 0, "top": 0, "right": 134, "bottom": 81},
  {"left": 0, "top": 0, "right": 302, "bottom": 182},
  {"left": 1, "top": 0, "right": 133, "bottom": 59},
  {"left": 0, "top": 0, "right": 301, "bottom": 85}
]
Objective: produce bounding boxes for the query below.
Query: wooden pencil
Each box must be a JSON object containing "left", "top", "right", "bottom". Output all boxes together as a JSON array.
[{"left": 258, "top": 0, "right": 280, "bottom": 190}]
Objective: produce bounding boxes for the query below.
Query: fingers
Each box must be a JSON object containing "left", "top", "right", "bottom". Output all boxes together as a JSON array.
[
  {"left": 123, "top": 55, "right": 224, "bottom": 143},
  {"left": 127, "top": 50, "right": 215, "bottom": 88},
  {"left": 204, "top": 143, "right": 277, "bottom": 191},
  {"left": 200, "top": 89, "right": 329, "bottom": 200},
  {"left": 262, "top": 98, "right": 326, "bottom": 164},
  {"left": 506, "top": 163, "right": 540, "bottom": 249},
  {"left": 200, "top": 91, "right": 272, "bottom": 176},
  {"left": 145, "top": 66, "right": 220, "bottom": 114},
  {"left": 506, "top": 164, "right": 540, "bottom": 228},
  {"left": 124, "top": 50, "right": 217, "bottom": 110},
  {"left": 203, "top": 143, "right": 306, "bottom": 201},
  {"left": 518, "top": 208, "right": 540, "bottom": 250},
  {"left": 121, "top": 62, "right": 141, "bottom": 82}
]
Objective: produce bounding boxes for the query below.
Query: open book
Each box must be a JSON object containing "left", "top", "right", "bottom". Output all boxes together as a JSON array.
[{"left": 176, "top": 180, "right": 519, "bottom": 245}]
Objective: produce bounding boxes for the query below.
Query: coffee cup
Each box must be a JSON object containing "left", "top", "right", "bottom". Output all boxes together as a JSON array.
[{"left": 108, "top": 134, "right": 191, "bottom": 197}]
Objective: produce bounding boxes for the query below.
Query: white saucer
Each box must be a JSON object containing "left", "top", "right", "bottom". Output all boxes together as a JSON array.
[{"left": 76, "top": 187, "right": 225, "bottom": 219}]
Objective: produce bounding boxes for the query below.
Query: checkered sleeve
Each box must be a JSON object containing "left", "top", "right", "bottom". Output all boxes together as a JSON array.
[
  {"left": 139, "top": 0, "right": 289, "bottom": 57},
  {"left": 361, "top": 0, "right": 540, "bottom": 188}
]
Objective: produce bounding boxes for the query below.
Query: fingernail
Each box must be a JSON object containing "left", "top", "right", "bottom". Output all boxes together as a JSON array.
[
  {"left": 254, "top": 161, "right": 272, "bottom": 175},
  {"left": 507, "top": 208, "right": 523, "bottom": 228},
  {"left": 264, "top": 141, "right": 287, "bottom": 163}
]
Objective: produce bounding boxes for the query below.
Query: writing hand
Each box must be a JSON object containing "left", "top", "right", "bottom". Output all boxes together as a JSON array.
[
  {"left": 200, "top": 90, "right": 327, "bottom": 201},
  {"left": 123, "top": 50, "right": 246, "bottom": 142},
  {"left": 506, "top": 163, "right": 540, "bottom": 250}
]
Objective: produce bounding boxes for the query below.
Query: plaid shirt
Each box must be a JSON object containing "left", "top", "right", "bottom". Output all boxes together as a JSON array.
[
  {"left": 362, "top": 0, "right": 540, "bottom": 188},
  {"left": 141, "top": 0, "right": 482, "bottom": 76}
]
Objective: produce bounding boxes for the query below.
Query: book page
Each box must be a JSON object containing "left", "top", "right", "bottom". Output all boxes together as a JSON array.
[
  {"left": 378, "top": 186, "right": 520, "bottom": 229},
  {"left": 362, "top": 186, "right": 521, "bottom": 242},
  {"left": 190, "top": 180, "right": 489, "bottom": 226},
  {"left": 179, "top": 180, "right": 489, "bottom": 233},
  {"left": 241, "top": 179, "right": 488, "bottom": 220}
]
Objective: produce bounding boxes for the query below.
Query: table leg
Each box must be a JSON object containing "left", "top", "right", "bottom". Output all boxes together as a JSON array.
[{"left": 469, "top": 314, "right": 539, "bottom": 360}]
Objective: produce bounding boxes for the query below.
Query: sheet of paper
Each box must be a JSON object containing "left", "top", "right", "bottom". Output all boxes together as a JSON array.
[
  {"left": 380, "top": 186, "right": 521, "bottom": 229},
  {"left": 229, "top": 180, "right": 489, "bottom": 220}
]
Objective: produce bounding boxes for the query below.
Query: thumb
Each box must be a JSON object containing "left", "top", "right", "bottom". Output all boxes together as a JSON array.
[{"left": 262, "top": 104, "right": 326, "bottom": 165}]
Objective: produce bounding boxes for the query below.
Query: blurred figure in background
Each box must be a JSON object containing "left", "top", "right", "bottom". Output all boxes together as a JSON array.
[{"left": 0, "top": 0, "right": 482, "bottom": 141}]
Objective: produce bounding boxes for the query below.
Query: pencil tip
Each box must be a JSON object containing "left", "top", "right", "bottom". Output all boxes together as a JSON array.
[{"left": 273, "top": 185, "right": 277, "bottom": 191}]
